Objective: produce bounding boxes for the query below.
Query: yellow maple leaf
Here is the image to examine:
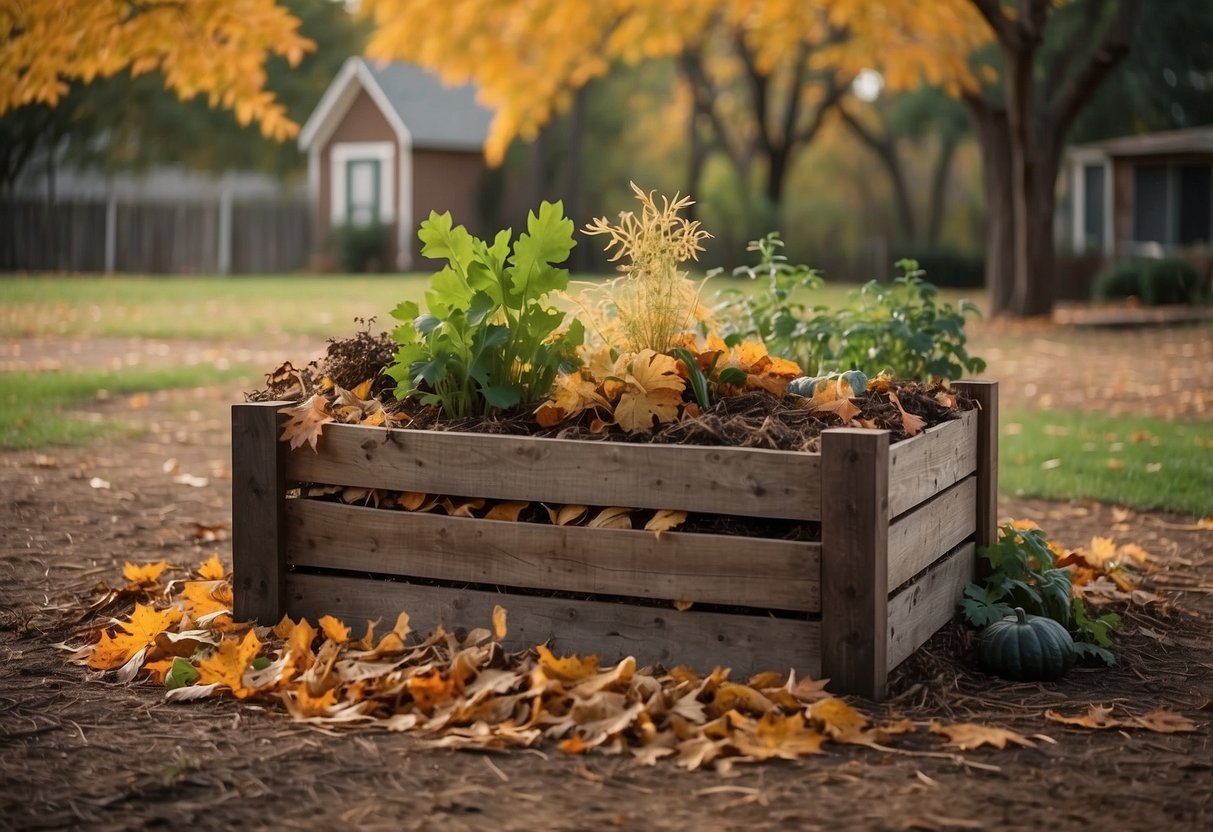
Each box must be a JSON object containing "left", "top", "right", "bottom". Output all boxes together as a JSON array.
[
  {"left": 535, "top": 370, "right": 610, "bottom": 426},
  {"left": 612, "top": 350, "right": 685, "bottom": 433},
  {"left": 929, "top": 721, "right": 1036, "bottom": 750},
  {"left": 808, "top": 697, "right": 871, "bottom": 742},
  {"left": 87, "top": 603, "right": 183, "bottom": 670},
  {"left": 492, "top": 605, "right": 508, "bottom": 640},
  {"left": 406, "top": 669, "right": 461, "bottom": 712},
  {"left": 318, "top": 615, "right": 350, "bottom": 644},
  {"left": 536, "top": 644, "right": 601, "bottom": 682},
  {"left": 196, "top": 630, "right": 263, "bottom": 698},
  {"left": 729, "top": 711, "right": 827, "bottom": 760},
  {"left": 1085, "top": 536, "right": 1119, "bottom": 568},
  {"left": 196, "top": 554, "right": 225, "bottom": 581},
  {"left": 278, "top": 394, "right": 334, "bottom": 452},
  {"left": 123, "top": 561, "right": 167, "bottom": 586}
]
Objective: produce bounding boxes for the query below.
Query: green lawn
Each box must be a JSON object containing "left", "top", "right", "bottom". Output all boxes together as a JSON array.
[
  {"left": 1000, "top": 408, "right": 1213, "bottom": 515},
  {"left": 1, "top": 364, "right": 259, "bottom": 448},
  {"left": 0, "top": 274, "right": 986, "bottom": 340},
  {"left": 0, "top": 275, "right": 428, "bottom": 339}
]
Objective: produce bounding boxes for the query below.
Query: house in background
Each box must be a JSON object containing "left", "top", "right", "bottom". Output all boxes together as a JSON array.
[
  {"left": 298, "top": 58, "right": 493, "bottom": 269},
  {"left": 1067, "top": 125, "right": 1213, "bottom": 258}
]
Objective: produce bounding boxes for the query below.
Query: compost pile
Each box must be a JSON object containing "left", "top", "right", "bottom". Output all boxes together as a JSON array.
[{"left": 248, "top": 327, "right": 975, "bottom": 453}]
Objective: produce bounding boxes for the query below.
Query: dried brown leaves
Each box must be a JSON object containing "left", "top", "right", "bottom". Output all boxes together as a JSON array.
[{"left": 58, "top": 559, "right": 1151, "bottom": 772}]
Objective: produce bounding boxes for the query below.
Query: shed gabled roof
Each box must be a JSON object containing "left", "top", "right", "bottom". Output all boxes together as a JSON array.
[
  {"left": 1070, "top": 125, "right": 1213, "bottom": 158},
  {"left": 298, "top": 58, "right": 492, "bottom": 153}
]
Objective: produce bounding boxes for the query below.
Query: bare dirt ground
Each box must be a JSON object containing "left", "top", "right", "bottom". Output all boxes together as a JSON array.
[{"left": 2, "top": 324, "right": 1211, "bottom": 831}]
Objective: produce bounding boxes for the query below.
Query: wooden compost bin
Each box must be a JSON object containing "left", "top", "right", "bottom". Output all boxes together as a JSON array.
[{"left": 232, "top": 381, "right": 997, "bottom": 700}]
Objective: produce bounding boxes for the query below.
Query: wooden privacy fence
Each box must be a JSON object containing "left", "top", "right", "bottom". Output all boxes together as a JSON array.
[{"left": 0, "top": 197, "right": 312, "bottom": 274}]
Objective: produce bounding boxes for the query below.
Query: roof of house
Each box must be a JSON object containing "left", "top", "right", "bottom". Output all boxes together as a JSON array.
[
  {"left": 298, "top": 58, "right": 492, "bottom": 153},
  {"left": 1071, "top": 125, "right": 1213, "bottom": 158}
]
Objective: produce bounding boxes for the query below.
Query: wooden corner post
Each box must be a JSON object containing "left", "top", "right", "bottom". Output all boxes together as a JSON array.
[
  {"left": 952, "top": 381, "right": 999, "bottom": 550},
  {"left": 232, "top": 402, "right": 288, "bottom": 624},
  {"left": 820, "top": 428, "right": 890, "bottom": 700}
]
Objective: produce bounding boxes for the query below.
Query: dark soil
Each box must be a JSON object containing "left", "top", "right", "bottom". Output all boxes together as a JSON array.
[{"left": 2, "top": 324, "right": 1212, "bottom": 831}]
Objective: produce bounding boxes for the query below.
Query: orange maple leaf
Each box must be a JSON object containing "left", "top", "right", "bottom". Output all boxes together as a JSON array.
[
  {"left": 196, "top": 630, "right": 263, "bottom": 698},
  {"left": 181, "top": 581, "right": 233, "bottom": 629},
  {"left": 195, "top": 554, "right": 224, "bottom": 581},
  {"left": 88, "top": 603, "right": 183, "bottom": 670},
  {"left": 318, "top": 615, "right": 350, "bottom": 644},
  {"left": 123, "top": 561, "right": 168, "bottom": 587},
  {"left": 278, "top": 394, "right": 334, "bottom": 452},
  {"left": 290, "top": 683, "right": 339, "bottom": 717}
]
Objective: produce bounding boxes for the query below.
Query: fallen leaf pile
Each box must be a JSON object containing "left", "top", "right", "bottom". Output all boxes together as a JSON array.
[{"left": 65, "top": 559, "right": 1206, "bottom": 771}]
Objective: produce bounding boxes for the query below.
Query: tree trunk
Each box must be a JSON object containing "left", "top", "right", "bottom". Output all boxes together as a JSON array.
[
  {"left": 968, "top": 100, "right": 1015, "bottom": 315},
  {"left": 925, "top": 133, "right": 959, "bottom": 246},
  {"left": 563, "top": 86, "right": 588, "bottom": 270}
]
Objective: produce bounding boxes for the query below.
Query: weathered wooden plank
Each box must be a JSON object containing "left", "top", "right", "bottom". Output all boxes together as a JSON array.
[
  {"left": 820, "top": 428, "right": 890, "bottom": 700},
  {"left": 952, "top": 381, "right": 999, "bottom": 551},
  {"left": 285, "top": 499, "right": 821, "bottom": 612},
  {"left": 284, "top": 572, "right": 822, "bottom": 678},
  {"left": 885, "top": 542, "right": 976, "bottom": 671},
  {"left": 284, "top": 424, "right": 824, "bottom": 521},
  {"left": 887, "top": 410, "right": 978, "bottom": 519},
  {"left": 887, "top": 477, "right": 977, "bottom": 591},
  {"left": 232, "top": 402, "right": 289, "bottom": 624}
]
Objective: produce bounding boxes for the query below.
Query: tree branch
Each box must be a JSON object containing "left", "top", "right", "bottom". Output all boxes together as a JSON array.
[
  {"left": 677, "top": 49, "right": 751, "bottom": 176},
  {"left": 969, "top": 0, "right": 1018, "bottom": 46},
  {"left": 1047, "top": 0, "right": 1141, "bottom": 134},
  {"left": 792, "top": 75, "right": 850, "bottom": 146}
]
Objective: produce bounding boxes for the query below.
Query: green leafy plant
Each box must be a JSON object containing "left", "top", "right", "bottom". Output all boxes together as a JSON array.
[
  {"left": 717, "top": 247, "right": 985, "bottom": 381},
  {"left": 386, "top": 201, "right": 584, "bottom": 418},
  {"left": 801, "top": 260, "right": 985, "bottom": 380},
  {"left": 710, "top": 232, "right": 822, "bottom": 366},
  {"left": 960, "top": 523, "right": 1120, "bottom": 666}
]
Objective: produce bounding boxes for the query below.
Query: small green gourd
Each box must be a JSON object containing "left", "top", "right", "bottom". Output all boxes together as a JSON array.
[{"left": 978, "top": 607, "right": 1076, "bottom": 681}]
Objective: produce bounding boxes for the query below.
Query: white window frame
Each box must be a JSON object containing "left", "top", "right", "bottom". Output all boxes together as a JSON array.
[
  {"left": 330, "top": 141, "right": 395, "bottom": 226},
  {"left": 1070, "top": 148, "right": 1113, "bottom": 256}
]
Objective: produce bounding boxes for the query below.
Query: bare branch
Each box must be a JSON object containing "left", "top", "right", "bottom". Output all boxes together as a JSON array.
[{"left": 1048, "top": 0, "right": 1141, "bottom": 134}]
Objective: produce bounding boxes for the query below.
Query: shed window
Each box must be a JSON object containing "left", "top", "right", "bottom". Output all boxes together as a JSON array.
[
  {"left": 346, "top": 159, "right": 381, "bottom": 227},
  {"left": 1082, "top": 163, "right": 1106, "bottom": 250},
  {"left": 1132, "top": 162, "right": 1212, "bottom": 246}
]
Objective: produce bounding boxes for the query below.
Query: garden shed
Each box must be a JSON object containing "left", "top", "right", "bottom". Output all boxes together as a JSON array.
[
  {"left": 298, "top": 58, "right": 493, "bottom": 269},
  {"left": 1067, "top": 126, "right": 1213, "bottom": 257}
]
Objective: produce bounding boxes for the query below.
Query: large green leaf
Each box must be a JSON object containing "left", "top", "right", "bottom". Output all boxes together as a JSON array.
[{"left": 508, "top": 200, "right": 575, "bottom": 301}]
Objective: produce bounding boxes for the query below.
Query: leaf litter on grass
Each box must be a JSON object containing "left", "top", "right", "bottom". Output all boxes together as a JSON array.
[{"left": 58, "top": 558, "right": 1200, "bottom": 774}]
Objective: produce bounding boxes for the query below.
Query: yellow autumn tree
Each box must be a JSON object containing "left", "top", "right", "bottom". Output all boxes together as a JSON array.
[
  {"left": 0, "top": 0, "right": 315, "bottom": 140},
  {"left": 361, "top": 0, "right": 990, "bottom": 203}
]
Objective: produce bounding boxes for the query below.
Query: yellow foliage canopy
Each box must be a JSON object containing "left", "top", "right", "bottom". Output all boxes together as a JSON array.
[
  {"left": 361, "top": 0, "right": 991, "bottom": 164},
  {"left": 0, "top": 0, "right": 314, "bottom": 140}
]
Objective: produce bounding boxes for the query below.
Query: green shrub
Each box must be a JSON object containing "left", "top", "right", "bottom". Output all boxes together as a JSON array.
[
  {"left": 332, "top": 223, "right": 391, "bottom": 273},
  {"left": 890, "top": 247, "right": 985, "bottom": 288},
  {"left": 1091, "top": 257, "right": 1204, "bottom": 306},
  {"left": 715, "top": 241, "right": 986, "bottom": 381}
]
